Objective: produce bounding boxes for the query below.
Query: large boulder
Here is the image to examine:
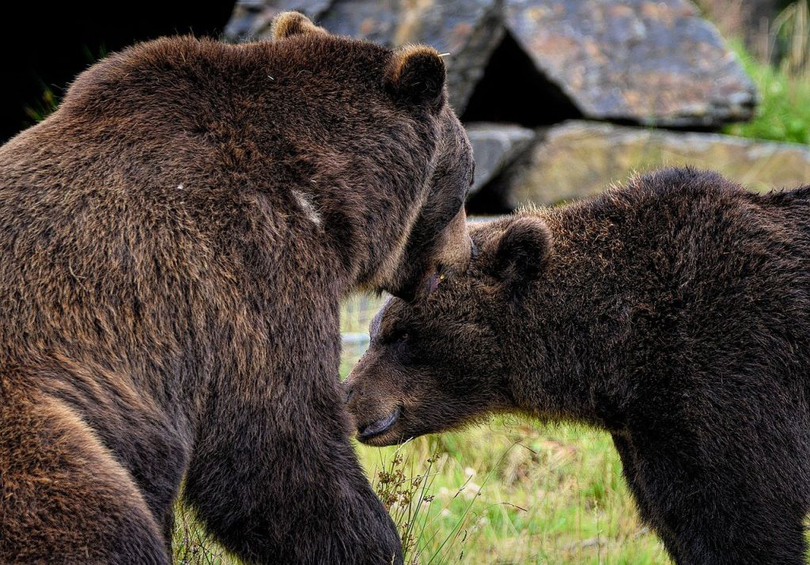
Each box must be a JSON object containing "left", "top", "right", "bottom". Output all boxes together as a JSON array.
[
  {"left": 506, "top": 0, "right": 757, "bottom": 127},
  {"left": 225, "top": 0, "right": 757, "bottom": 127},
  {"left": 492, "top": 121, "right": 810, "bottom": 207}
]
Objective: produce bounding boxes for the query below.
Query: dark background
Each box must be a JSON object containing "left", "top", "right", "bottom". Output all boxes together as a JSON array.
[{"left": 0, "top": 1, "right": 235, "bottom": 142}]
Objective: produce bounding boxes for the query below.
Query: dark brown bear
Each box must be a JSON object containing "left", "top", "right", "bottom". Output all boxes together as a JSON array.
[
  {"left": 0, "top": 12, "right": 474, "bottom": 564},
  {"left": 346, "top": 168, "right": 810, "bottom": 565}
]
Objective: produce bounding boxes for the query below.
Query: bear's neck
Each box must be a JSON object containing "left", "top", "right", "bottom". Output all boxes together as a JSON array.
[{"left": 500, "top": 198, "right": 669, "bottom": 432}]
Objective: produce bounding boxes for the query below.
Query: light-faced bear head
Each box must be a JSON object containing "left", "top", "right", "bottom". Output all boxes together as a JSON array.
[
  {"left": 272, "top": 12, "right": 475, "bottom": 301},
  {"left": 376, "top": 43, "right": 475, "bottom": 301}
]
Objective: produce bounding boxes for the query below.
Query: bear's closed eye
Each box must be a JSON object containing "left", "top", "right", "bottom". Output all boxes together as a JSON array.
[{"left": 385, "top": 329, "right": 411, "bottom": 345}]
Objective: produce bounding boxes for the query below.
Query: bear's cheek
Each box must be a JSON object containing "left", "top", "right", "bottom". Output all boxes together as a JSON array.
[{"left": 432, "top": 208, "right": 472, "bottom": 272}]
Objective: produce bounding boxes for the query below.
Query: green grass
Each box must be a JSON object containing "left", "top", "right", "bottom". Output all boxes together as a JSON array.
[
  {"left": 356, "top": 420, "right": 670, "bottom": 564},
  {"left": 170, "top": 418, "right": 670, "bottom": 565},
  {"left": 724, "top": 40, "right": 810, "bottom": 144},
  {"left": 172, "top": 504, "right": 233, "bottom": 564}
]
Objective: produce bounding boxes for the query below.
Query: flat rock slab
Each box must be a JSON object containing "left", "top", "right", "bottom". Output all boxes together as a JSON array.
[
  {"left": 506, "top": 0, "right": 756, "bottom": 127},
  {"left": 466, "top": 122, "right": 535, "bottom": 195},
  {"left": 503, "top": 121, "right": 810, "bottom": 207}
]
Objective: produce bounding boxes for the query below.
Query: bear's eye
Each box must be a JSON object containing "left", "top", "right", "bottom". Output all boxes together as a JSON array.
[
  {"left": 384, "top": 328, "right": 410, "bottom": 345},
  {"left": 426, "top": 265, "right": 448, "bottom": 296},
  {"left": 390, "top": 331, "right": 415, "bottom": 363}
]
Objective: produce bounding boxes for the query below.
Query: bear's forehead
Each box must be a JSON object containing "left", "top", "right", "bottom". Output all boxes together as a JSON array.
[{"left": 370, "top": 298, "right": 399, "bottom": 339}]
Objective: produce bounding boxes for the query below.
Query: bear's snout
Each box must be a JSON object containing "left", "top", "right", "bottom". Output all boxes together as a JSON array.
[
  {"left": 344, "top": 363, "right": 405, "bottom": 446},
  {"left": 356, "top": 406, "right": 401, "bottom": 443}
]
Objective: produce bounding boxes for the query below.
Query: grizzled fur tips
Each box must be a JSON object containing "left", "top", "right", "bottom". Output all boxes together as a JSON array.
[{"left": 0, "top": 11, "right": 474, "bottom": 564}]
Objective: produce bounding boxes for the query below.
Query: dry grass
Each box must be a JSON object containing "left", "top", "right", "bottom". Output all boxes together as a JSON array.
[
  {"left": 356, "top": 420, "right": 672, "bottom": 565},
  {"left": 699, "top": 0, "right": 810, "bottom": 72}
]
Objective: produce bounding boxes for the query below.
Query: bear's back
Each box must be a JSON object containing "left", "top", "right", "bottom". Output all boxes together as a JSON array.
[
  {"left": 0, "top": 34, "right": 413, "bottom": 365},
  {"left": 546, "top": 168, "right": 810, "bottom": 386},
  {"left": 606, "top": 169, "right": 810, "bottom": 393}
]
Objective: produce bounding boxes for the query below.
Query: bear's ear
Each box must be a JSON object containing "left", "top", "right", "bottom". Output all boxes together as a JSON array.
[
  {"left": 384, "top": 45, "right": 446, "bottom": 109},
  {"left": 271, "top": 12, "right": 328, "bottom": 40},
  {"left": 490, "top": 216, "right": 552, "bottom": 289}
]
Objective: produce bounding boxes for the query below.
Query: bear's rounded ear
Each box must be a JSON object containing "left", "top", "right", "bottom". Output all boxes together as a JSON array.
[
  {"left": 271, "top": 12, "right": 328, "bottom": 40},
  {"left": 491, "top": 216, "right": 552, "bottom": 288},
  {"left": 384, "top": 45, "right": 446, "bottom": 110}
]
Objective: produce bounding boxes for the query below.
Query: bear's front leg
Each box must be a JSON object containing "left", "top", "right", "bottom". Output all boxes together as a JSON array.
[
  {"left": 610, "top": 433, "right": 685, "bottom": 564},
  {"left": 628, "top": 425, "right": 808, "bottom": 565},
  {"left": 182, "top": 343, "right": 402, "bottom": 565}
]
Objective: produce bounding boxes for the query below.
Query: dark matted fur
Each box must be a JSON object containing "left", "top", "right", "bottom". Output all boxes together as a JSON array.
[
  {"left": 0, "top": 12, "right": 474, "bottom": 564},
  {"left": 346, "top": 168, "right": 810, "bottom": 564}
]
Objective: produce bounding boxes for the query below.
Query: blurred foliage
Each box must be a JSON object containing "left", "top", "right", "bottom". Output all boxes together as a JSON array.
[
  {"left": 725, "top": 42, "right": 810, "bottom": 144},
  {"left": 724, "top": 2, "right": 810, "bottom": 145},
  {"left": 24, "top": 86, "right": 59, "bottom": 124},
  {"left": 772, "top": 0, "right": 810, "bottom": 76},
  {"left": 725, "top": 39, "right": 810, "bottom": 144},
  {"left": 24, "top": 45, "right": 107, "bottom": 125}
]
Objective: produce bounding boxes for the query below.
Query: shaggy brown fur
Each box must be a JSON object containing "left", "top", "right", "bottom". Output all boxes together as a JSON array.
[
  {"left": 346, "top": 168, "right": 810, "bottom": 564},
  {"left": 0, "top": 12, "right": 473, "bottom": 564}
]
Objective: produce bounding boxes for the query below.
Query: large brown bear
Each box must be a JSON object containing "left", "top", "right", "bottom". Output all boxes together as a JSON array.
[
  {"left": 0, "top": 12, "right": 474, "bottom": 564},
  {"left": 346, "top": 168, "right": 810, "bottom": 565}
]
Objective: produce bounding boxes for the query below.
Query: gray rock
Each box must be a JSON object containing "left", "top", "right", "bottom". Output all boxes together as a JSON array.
[
  {"left": 321, "top": 0, "right": 505, "bottom": 113},
  {"left": 466, "top": 123, "right": 535, "bottom": 195},
  {"left": 500, "top": 121, "right": 810, "bottom": 207},
  {"left": 506, "top": 0, "right": 757, "bottom": 127}
]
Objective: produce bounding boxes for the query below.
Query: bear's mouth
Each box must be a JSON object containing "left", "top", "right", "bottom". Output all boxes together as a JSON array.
[{"left": 357, "top": 406, "right": 401, "bottom": 442}]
